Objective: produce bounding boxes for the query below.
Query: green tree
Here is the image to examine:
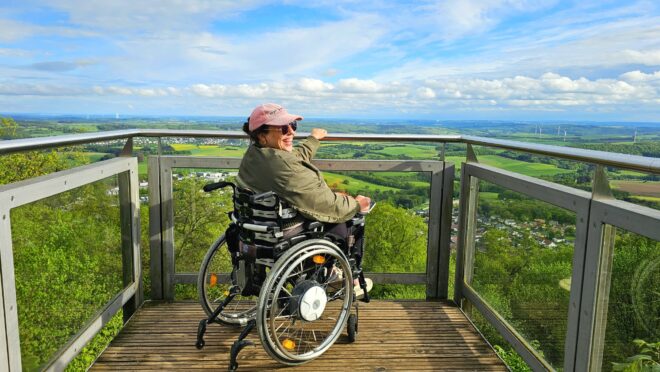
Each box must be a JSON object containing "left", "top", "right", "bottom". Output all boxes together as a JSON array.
[
  {"left": 1, "top": 116, "right": 18, "bottom": 138},
  {"left": 173, "top": 177, "right": 232, "bottom": 274},
  {"left": 363, "top": 202, "right": 427, "bottom": 274}
]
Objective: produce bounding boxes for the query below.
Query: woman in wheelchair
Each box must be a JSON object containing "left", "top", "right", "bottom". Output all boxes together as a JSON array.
[{"left": 196, "top": 103, "right": 373, "bottom": 370}]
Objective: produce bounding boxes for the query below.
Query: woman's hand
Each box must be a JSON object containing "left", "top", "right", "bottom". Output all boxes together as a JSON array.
[
  {"left": 311, "top": 128, "right": 327, "bottom": 140},
  {"left": 355, "top": 195, "right": 372, "bottom": 213}
]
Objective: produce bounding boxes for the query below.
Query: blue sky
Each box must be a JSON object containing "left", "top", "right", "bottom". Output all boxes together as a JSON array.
[{"left": 0, "top": 0, "right": 659, "bottom": 121}]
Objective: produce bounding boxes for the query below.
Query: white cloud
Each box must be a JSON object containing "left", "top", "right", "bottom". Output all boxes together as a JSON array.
[
  {"left": 0, "top": 83, "right": 88, "bottom": 96},
  {"left": 7, "top": 71, "right": 658, "bottom": 112},
  {"left": 0, "top": 19, "right": 38, "bottom": 42},
  {"left": 92, "top": 86, "right": 180, "bottom": 96},
  {"left": 189, "top": 84, "right": 226, "bottom": 98},
  {"left": 337, "top": 78, "right": 386, "bottom": 93},
  {"left": 622, "top": 49, "right": 660, "bottom": 65},
  {"left": 297, "top": 78, "right": 334, "bottom": 93},
  {"left": 620, "top": 70, "right": 660, "bottom": 82},
  {"left": 416, "top": 87, "right": 436, "bottom": 99},
  {"left": 0, "top": 17, "right": 98, "bottom": 42}
]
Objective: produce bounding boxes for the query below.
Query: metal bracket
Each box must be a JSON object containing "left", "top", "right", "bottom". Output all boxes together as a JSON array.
[
  {"left": 120, "top": 137, "right": 133, "bottom": 157},
  {"left": 592, "top": 165, "right": 613, "bottom": 200},
  {"left": 466, "top": 144, "right": 478, "bottom": 163}
]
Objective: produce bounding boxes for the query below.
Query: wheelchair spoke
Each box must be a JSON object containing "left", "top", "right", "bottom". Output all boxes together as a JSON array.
[
  {"left": 258, "top": 243, "right": 353, "bottom": 363},
  {"left": 297, "top": 319, "right": 305, "bottom": 353}
]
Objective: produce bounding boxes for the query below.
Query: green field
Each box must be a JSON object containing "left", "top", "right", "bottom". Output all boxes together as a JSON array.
[
  {"left": 80, "top": 152, "right": 109, "bottom": 162},
  {"left": 480, "top": 192, "right": 500, "bottom": 200},
  {"left": 170, "top": 143, "right": 246, "bottom": 157},
  {"left": 443, "top": 154, "right": 574, "bottom": 177},
  {"left": 322, "top": 172, "right": 400, "bottom": 193},
  {"left": 370, "top": 144, "right": 438, "bottom": 158}
]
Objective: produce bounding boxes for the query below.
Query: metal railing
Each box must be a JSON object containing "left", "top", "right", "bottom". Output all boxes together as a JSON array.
[
  {"left": 0, "top": 157, "right": 142, "bottom": 371},
  {"left": 0, "top": 129, "right": 658, "bottom": 371},
  {"left": 147, "top": 156, "right": 454, "bottom": 301}
]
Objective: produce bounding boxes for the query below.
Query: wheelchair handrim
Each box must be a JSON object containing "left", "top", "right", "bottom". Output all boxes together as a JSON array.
[
  {"left": 198, "top": 234, "right": 257, "bottom": 325},
  {"left": 257, "top": 239, "right": 352, "bottom": 364}
]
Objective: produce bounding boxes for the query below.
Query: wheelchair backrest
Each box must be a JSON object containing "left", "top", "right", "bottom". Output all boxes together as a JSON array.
[{"left": 231, "top": 186, "right": 301, "bottom": 245}]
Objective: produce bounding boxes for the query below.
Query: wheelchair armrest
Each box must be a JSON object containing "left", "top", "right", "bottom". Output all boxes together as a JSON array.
[
  {"left": 347, "top": 215, "right": 365, "bottom": 227},
  {"left": 203, "top": 181, "right": 236, "bottom": 193},
  {"left": 230, "top": 212, "right": 281, "bottom": 233},
  {"left": 305, "top": 221, "right": 323, "bottom": 230}
]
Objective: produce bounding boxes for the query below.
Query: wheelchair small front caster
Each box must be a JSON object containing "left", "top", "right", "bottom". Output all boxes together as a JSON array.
[
  {"left": 195, "top": 319, "right": 208, "bottom": 349},
  {"left": 347, "top": 313, "right": 358, "bottom": 342}
]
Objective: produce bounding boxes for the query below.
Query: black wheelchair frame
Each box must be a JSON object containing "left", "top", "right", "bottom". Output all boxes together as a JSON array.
[{"left": 194, "top": 181, "right": 370, "bottom": 371}]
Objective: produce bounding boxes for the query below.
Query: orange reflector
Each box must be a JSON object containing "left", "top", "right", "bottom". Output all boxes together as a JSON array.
[
  {"left": 209, "top": 273, "right": 217, "bottom": 287},
  {"left": 312, "top": 255, "right": 326, "bottom": 264},
  {"left": 282, "top": 338, "right": 296, "bottom": 351}
]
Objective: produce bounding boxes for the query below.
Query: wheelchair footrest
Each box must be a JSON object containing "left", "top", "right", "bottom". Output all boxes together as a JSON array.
[
  {"left": 357, "top": 271, "right": 371, "bottom": 303},
  {"left": 229, "top": 319, "right": 256, "bottom": 371}
]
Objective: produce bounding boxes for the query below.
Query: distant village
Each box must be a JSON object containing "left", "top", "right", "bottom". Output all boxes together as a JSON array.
[
  {"left": 448, "top": 208, "right": 574, "bottom": 250},
  {"left": 107, "top": 171, "right": 238, "bottom": 203}
]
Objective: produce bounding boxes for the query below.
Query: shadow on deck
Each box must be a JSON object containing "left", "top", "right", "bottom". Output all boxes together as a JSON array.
[{"left": 91, "top": 300, "right": 507, "bottom": 371}]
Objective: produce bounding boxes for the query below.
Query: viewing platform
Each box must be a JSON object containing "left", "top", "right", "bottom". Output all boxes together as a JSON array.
[
  {"left": 92, "top": 301, "right": 507, "bottom": 371},
  {"left": 0, "top": 129, "right": 658, "bottom": 371}
]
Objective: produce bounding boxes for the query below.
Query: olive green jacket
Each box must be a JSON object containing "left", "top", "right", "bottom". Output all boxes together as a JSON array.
[{"left": 236, "top": 136, "right": 360, "bottom": 223}]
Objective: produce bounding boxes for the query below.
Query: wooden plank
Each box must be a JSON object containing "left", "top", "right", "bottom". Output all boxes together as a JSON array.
[{"left": 91, "top": 301, "right": 507, "bottom": 371}]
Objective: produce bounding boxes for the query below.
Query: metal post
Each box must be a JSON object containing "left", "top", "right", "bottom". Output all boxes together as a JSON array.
[
  {"left": 160, "top": 159, "right": 175, "bottom": 301},
  {"left": 147, "top": 156, "right": 163, "bottom": 300},
  {"left": 119, "top": 171, "right": 135, "bottom": 322},
  {"left": 0, "top": 200, "right": 21, "bottom": 370},
  {"left": 118, "top": 164, "right": 142, "bottom": 322},
  {"left": 426, "top": 163, "right": 444, "bottom": 298},
  {"left": 463, "top": 177, "right": 479, "bottom": 290},
  {"left": 574, "top": 166, "right": 618, "bottom": 371},
  {"left": 454, "top": 165, "right": 479, "bottom": 305},
  {"left": 436, "top": 163, "right": 455, "bottom": 299}
]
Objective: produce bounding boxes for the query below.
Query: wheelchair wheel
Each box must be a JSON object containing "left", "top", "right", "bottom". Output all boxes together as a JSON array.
[
  {"left": 198, "top": 234, "right": 257, "bottom": 326},
  {"left": 257, "top": 239, "right": 353, "bottom": 365}
]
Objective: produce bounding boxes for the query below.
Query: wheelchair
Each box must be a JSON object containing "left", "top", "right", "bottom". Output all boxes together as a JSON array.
[{"left": 195, "top": 181, "right": 370, "bottom": 371}]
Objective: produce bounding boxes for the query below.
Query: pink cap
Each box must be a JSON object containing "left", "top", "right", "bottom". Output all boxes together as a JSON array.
[{"left": 248, "top": 103, "right": 303, "bottom": 132}]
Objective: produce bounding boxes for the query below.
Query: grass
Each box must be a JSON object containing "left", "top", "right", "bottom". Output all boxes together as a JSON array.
[
  {"left": 370, "top": 144, "right": 438, "bottom": 158},
  {"left": 631, "top": 196, "right": 660, "bottom": 202},
  {"left": 170, "top": 144, "right": 246, "bottom": 157},
  {"left": 478, "top": 155, "right": 574, "bottom": 177},
  {"left": 480, "top": 192, "right": 500, "bottom": 200},
  {"left": 323, "top": 172, "right": 400, "bottom": 193}
]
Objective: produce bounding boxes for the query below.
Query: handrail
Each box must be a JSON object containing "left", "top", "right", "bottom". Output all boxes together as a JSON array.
[{"left": 0, "top": 129, "right": 658, "bottom": 173}]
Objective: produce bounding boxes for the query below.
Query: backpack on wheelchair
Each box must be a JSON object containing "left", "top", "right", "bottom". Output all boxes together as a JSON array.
[{"left": 195, "top": 181, "right": 370, "bottom": 371}]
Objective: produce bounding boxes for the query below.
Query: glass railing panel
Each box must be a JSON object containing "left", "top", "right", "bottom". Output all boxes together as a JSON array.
[
  {"left": 316, "top": 141, "right": 442, "bottom": 161},
  {"left": 11, "top": 176, "right": 124, "bottom": 371},
  {"left": 162, "top": 136, "right": 248, "bottom": 158},
  {"left": 169, "top": 164, "right": 434, "bottom": 300},
  {"left": 470, "top": 180, "right": 576, "bottom": 369},
  {"left": 467, "top": 145, "right": 589, "bottom": 190},
  {"left": 171, "top": 169, "right": 234, "bottom": 299},
  {"left": 600, "top": 228, "right": 659, "bottom": 371},
  {"left": 608, "top": 167, "right": 660, "bottom": 211}
]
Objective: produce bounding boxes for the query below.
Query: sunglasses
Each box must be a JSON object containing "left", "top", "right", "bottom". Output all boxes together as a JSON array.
[{"left": 265, "top": 121, "right": 297, "bottom": 135}]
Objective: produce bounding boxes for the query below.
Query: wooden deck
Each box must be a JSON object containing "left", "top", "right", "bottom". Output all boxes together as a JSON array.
[{"left": 92, "top": 301, "right": 507, "bottom": 371}]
